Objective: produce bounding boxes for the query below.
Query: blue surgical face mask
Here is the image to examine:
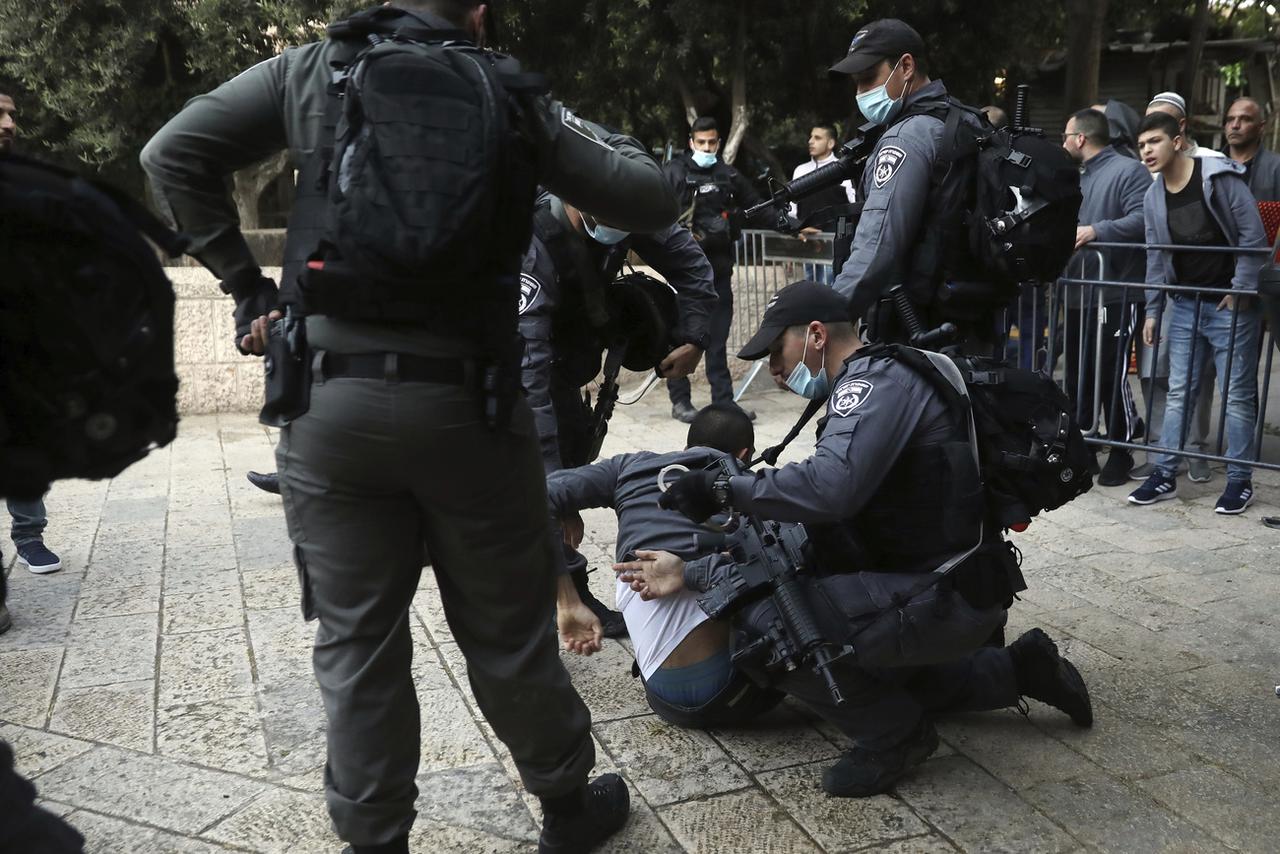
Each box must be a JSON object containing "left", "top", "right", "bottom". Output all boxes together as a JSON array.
[
  {"left": 785, "top": 332, "right": 829, "bottom": 399},
  {"left": 856, "top": 57, "right": 906, "bottom": 126},
  {"left": 692, "top": 150, "right": 718, "bottom": 168},
  {"left": 583, "top": 215, "right": 631, "bottom": 245}
]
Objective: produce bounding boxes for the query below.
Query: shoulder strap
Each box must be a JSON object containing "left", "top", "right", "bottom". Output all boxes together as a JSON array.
[{"left": 753, "top": 344, "right": 889, "bottom": 466}]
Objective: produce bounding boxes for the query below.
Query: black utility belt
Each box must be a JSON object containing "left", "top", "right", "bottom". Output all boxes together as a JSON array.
[{"left": 315, "top": 351, "right": 474, "bottom": 386}]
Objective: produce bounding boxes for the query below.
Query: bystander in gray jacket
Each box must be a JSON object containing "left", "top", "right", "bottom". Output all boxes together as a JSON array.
[
  {"left": 1143, "top": 156, "right": 1266, "bottom": 319},
  {"left": 1075, "top": 146, "right": 1149, "bottom": 302}
]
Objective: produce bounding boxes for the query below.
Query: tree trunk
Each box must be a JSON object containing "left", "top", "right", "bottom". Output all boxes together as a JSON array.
[
  {"left": 1186, "top": 0, "right": 1211, "bottom": 115},
  {"left": 1063, "top": 0, "right": 1109, "bottom": 112},
  {"left": 677, "top": 78, "right": 698, "bottom": 128},
  {"left": 232, "top": 151, "right": 289, "bottom": 230},
  {"left": 723, "top": 8, "right": 749, "bottom": 164}
]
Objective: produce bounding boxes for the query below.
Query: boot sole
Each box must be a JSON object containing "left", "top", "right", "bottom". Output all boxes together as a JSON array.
[{"left": 1056, "top": 657, "right": 1094, "bottom": 728}]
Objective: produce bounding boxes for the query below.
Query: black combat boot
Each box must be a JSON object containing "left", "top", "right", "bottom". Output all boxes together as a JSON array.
[
  {"left": 671, "top": 401, "right": 698, "bottom": 424},
  {"left": 572, "top": 568, "right": 627, "bottom": 639},
  {"left": 821, "top": 716, "right": 939, "bottom": 797},
  {"left": 246, "top": 470, "right": 281, "bottom": 495},
  {"left": 539, "top": 774, "right": 630, "bottom": 854},
  {"left": 1009, "top": 627, "right": 1093, "bottom": 727}
]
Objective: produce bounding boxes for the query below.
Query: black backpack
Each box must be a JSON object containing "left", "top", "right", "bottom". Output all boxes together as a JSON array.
[
  {"left": 316, "top": 13, "right": 545, "bottom": 294},
  {"left": 966, "top": 122, "right": 1082, "bottom": 286},
  {"left": 759, "top": 345, "right": 1096, "bottom": 532},
  {"left": 0, "top": 155, "right": 182, "bottom": 498},
  {"left": 886, "top": 346, "right": 1097, "bottom": 530},
  {"left": 913, "top": 100, "right": 1081, "bottom": 292}
]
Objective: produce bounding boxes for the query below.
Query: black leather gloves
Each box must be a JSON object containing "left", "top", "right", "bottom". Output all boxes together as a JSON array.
[{"left": 221, "top": 269, "right": 279, "bottom": 355}]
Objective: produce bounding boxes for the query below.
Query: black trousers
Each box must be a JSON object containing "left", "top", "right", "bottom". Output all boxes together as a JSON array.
[
  {"left": 669, "top": 268, "right": 735, "bottom": 407},
  {"left": 1065, "top": 295, "right": 1140, "bottom": 442}
]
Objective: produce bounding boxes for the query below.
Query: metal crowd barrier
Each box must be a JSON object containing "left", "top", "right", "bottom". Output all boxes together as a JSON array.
[
  {"left": 1051, "top": 240, "right": 1278, "bottom": 473},
  {"left": 731, "top": 229, "right": 834, "bottom": 400}
]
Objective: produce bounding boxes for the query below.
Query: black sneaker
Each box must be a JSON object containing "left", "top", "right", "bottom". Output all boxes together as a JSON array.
[
  {"left": 16, "top": 541, "right": 61, "bottom": 575},
  {"left": 539, "top": 774, "right": 630, "bottom": 854},
  {"left": 671, "top": 401, "right": 698, "bottom": 424},
  {"left": 821, "top": 717, "right": 939, "bottom": 797},
  {"left": 1009, "top": 628, "right": 1093, "bottom": 727},
  {"left": 1128, "top": 471, "right": 1177, "bottom": 505},
  {"left": 1097, "top": 450, "right": 1134, "bottom": 487},
  {"left": 0, "top": 603, "right": 11, "bottom": 635},
  {"left": 1214, "top": 480, "right": 1254, "bottom": 515},
  {"left": 246, "top": 470, "right": 281, "bottom": 495}
]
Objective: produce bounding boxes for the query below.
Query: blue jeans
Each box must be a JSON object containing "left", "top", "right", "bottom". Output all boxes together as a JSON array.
[
  {"left": 644, "top": 647, "right": 733, "bottom": 708},
  {"left": 1154, "top": 296, "right": 1261, "bottom": 482},
  {"left": 7, "top": 496, "right": 47, "bottom": 547},
  {"left": 803, "top": 263, "right": 833, "bottom": 285}
]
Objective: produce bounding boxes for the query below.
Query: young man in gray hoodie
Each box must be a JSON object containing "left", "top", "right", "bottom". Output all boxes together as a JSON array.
[
  {"left": 1062, "top": 108, "right": 1149, "bottom": 485},
  {"left": 1129, "top": 112, "right": 1265, "bottom": 514}
]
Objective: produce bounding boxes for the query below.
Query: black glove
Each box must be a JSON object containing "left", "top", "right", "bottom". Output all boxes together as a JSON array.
[
  {"left": 222, "top": 270, "right": 279, "bottom": 355},
  {"left": 659, "top": 470, "right": 728, "bottom": 523}
]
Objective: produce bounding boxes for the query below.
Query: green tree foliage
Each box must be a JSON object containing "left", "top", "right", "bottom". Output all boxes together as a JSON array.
[
  {"left": 2, "top": 0, "right": 1269, "bottom": 196},
  {"left": 0, "top": 0, "right": 356, "bottom": 189}
]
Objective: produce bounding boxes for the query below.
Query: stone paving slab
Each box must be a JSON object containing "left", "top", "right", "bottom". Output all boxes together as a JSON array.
[{"left": 1, "top": 389, "right": 1278, "bottom": 852}]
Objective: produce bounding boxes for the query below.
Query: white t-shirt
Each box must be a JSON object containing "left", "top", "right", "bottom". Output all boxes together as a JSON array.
[
  {"left": 788, "top": 153, "right": 858, "bottom": 218},
  {"left": 617, "top": 580, "right": 709, "bottom": 679}
]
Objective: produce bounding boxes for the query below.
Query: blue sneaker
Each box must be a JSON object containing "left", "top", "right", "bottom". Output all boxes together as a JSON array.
[
  {"left": 1128, "top": 472, "right": 1177, "bottom": 505},
  {"left": 1214, "top": 481, "right": 1254, "bottom": 515},
  {"left": 16, "top": 540, "right": 61, "bottom": 574}
]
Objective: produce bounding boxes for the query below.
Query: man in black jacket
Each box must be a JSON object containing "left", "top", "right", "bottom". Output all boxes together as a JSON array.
[{"left": 663, "top": 116, "right": 770, "bottom": 423}]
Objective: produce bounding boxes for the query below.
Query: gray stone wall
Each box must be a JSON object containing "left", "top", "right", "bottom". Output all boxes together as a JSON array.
[
  {"left": 169, "top": 266, "right": 271, "bottom": 414},
  {"left": 166, "top": 264, "right": 750, "bottom": 415}
]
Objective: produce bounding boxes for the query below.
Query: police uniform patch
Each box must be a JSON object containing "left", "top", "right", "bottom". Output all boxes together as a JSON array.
[
  {"left": 518, "top": 273, "right": 542, "bottom": 315},
  {"left": 560, "top": 107, "right": 611, "bottom": 150},
  {"left": 830, "top": 379, "right": 874, "bottom": 417},
  {"left": 872, "top": 145, "right": 906, "bottom": 189}
]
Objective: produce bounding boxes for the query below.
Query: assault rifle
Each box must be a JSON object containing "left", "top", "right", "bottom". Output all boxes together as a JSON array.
[
  {"left": 693, "top": 458, "right": 853, "bottom": 704},
  {"left": 745, "top": 120, "right": 880, "bottom": 232}
]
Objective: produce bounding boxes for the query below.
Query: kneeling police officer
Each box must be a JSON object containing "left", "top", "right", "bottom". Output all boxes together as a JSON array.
[
  {"left": 141, "top": 2, "right": 682, "bottom": 851},
  {"left": 640, "top": 282, "right": 1093, "bottom": 796}
]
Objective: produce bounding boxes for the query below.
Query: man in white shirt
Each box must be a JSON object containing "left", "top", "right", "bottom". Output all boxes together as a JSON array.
[
  {"left": 790, "top": 124, "right": 856, "bottom": 282},
  {"left": 545, "top": 404, "right": 782, "bottom": 726}
]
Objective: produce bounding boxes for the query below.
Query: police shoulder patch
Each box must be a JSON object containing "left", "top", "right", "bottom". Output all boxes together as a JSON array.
[
  {"left": 518, "top": 273, "right": 542, "bottom": 315},
  {"left": 872, "top": 145, "right": 906, "bottom": 189},
  {"left": 829, "top": 378, "right": 874, "bottom": 417}
]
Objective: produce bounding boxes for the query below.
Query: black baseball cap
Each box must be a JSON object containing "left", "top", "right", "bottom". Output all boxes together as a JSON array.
[
  {"left": 737, "top": 281, "right": 851, "bottom": 361},
  {"left": 829, "top": 19, "right": 925, "bottom": 76}
]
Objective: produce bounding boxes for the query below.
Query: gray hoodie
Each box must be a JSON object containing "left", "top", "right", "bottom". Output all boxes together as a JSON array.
[
  {"left": 1143, "top": 155, "right": 1266, "bottom": 318},
  {"left": 1071, "top": 146, "right": 1149, "bottom": 301}
]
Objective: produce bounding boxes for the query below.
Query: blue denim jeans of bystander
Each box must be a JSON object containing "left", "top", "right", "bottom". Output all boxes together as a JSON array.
[{"left": 1154, "top": 295, "right": 1261, "bottom": 482}]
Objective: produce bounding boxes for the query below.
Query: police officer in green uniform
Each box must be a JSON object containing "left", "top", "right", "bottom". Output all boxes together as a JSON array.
[{"left": 140, "top": 2, "right": 680, "bottom": 851}]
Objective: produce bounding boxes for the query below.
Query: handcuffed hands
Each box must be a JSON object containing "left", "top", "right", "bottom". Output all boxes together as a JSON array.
[
  {"left": 658, "top": 470, "right": 725, "bottom": 523},
  {"left": 613, "top": 549, "right": 686, "bottom": 600}
]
